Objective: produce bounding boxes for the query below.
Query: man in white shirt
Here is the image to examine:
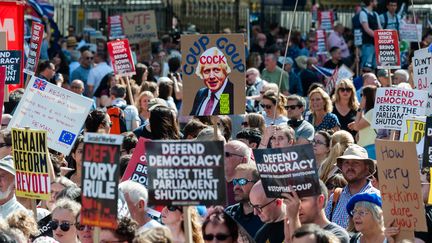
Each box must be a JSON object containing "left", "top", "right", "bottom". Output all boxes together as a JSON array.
[
  {"left": 0, "top": 156, "right": 26, "bottom": 218},
  {"left": 87, "top": 52, "right": 113, "bottom": 97}
]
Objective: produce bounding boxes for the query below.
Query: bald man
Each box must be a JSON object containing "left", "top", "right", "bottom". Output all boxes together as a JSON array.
[{"left": 249, "top": 180, "right": 286, "bottom": 243}]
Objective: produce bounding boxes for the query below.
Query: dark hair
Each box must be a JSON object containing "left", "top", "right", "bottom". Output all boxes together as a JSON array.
[
  {"left": 387, "top": 0, "right": 398, "bottom": 4},
  {"left": 71, "top": 135, "right": 84, "bottom": 155},
  {"left": 236, "top": 128, "right": 262, "bottom": 146},
  {"left": 218, "top": 115, "right": 232, "bottom": 142},
  {"left": 115, "top": 217, "right": 138, "bottom": 243},
  {"left": 168, "top": 56, "right": 181, "bottom": 73},
  {"left": 36, "top": 60, "right": 53, "bottom": 74},
  {"left": 326, "top": 174, "right": 348, "bottom": 192},
  {"left": 307, "top": 83, "right": 325, "bottom": 96},
  {"left": 110, "top": 84, "right": 127, "bottom": 98},
  {"left": 202, "top": 206, "right": 238, "bottom": 241},
  {"left": 85, "top": 109, "right": 108, "bottom": 132},
  {"left": 0, "top": 130, "right": 11, "bottom": 146},
  {"left": 329, "top": 46, "right": 340, "bottom": 54},
  {"left": 317, "top": 180, "right": 329, "bottom": 208},
  {"left": 158, "top": 81, "right": 173, "bottom": 100},
  {"left": 133, "top": 63, "right": 148, "bottom": 86},
  {"left": 119, "top": 154, "right": 131, "bottom": 179},
  {"left": 55, "top": 186, "right": 81, "bottom": 204},
  {"left": 5, "top": 88, "right": 24, "bottom": 114},
  {"left": 150, "top": 106, "right": 179, "bottom": 140},
  {"left": 362, "top": 0, "right": 373, "bottom": 6},
  {"left": 122, "top": 132, "right": 138, "bottom": 154},
  {"left": 292, "top": 224, "right": 334, "bottom": 243},
  {"left": 183, "top": 119, "right": 208, "bottom": 139},
  {"left": 362, "top": 85, "right": 377, "bottom": 113},
  {"left": 315, "top": 131, "right": 331, "bottom": 147}
]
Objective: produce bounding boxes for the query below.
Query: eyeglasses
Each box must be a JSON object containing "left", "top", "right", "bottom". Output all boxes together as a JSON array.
[
  {"left": 86, "top": 56, "right": 94, "bottom": 60},
  {"left": 285, "top": 105, "right": 301, "bottom": 110},
  {"left": 311, "top": 140, "right": 327, "bottom": 146},
  {"left": 338, "top": 87, "right": 352, "bottom": 93},
  {"left": 167, "top": 206, "right": 182, "bottom": 212},
  {"left": 203, "top": 233, "right": 231, "bottom": 241},
  {"left": 249, "top": 198, "right": 277, "bottom": 213},
  {"left": 241, "top": 121, "right": 249, "bottom": 126},
  {"left": 260, "top": 104, "right": 272, "bottom": 109},
  {"left": 50, "top": 220, "right": 76, "bottom": 232},
  {"left": 350, "top": 209, "right": 369, "bottom": 217},
  {"left": 232, "top": 178, "right": 256, "bottom": 186},
  {"left": 75, "top": 223, "right": 94, "bottom": 231},
  {"left": 225, "top": 152, "right": 244, "bottom": 158}
]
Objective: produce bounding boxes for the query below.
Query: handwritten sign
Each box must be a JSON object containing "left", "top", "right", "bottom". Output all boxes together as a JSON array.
[
  {"left": 121, "top": 137, "right": 148, "bottom": 186},
  {"left": 253, "top": 144, "right": 320, "bottom": 198},
  {"left": 399, "top": 115, "right": 426, "bottom": 161},
  {"left": 122, "top": 10, "right": 158, "bottom": 43},
  {"left": 12, "top": 128, "right": 50, "bottom": 200},
  {"left": 316, "top": 30, "right": 327, "bottom": 55},
  {"left": 81, "top": 133, "right": 123, "bottom": 229},
  {"left": 374, "top": 30, "right": 400, "bottom": 69},
  {"left": 375, "top": 140, "right": 427, "bottom": 235},
  {"left": 24, "top": 22, "right": 44, "bottom": 75},
  {"left": 413, "top": 48, "right": 432, "bottom": 115},
  {"left": 107, "top": 39, "right": 136, "bottom": 77},
  {"left": 399, "top": 24, "right": 422, "bottom": 43},
  {"left": 0, "top": 50, "right": 21, "bottom": 84},
  {"left": 146, "top": 141, "right": 226, "bottom": 206},
  {"left": 372, "top": 88, "right": 427, "bottom": 130},
  {"left": 7, "top": 76, "right": 93, "bottom": 155}
]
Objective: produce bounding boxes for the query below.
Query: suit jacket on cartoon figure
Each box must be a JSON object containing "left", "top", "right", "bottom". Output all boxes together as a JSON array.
[{"left": 190, "top": 80, "right": 235, "bottom": 116}]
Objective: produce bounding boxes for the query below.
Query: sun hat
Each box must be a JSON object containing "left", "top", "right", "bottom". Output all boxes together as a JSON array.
[{"left": 336, "top": 144, "right": 376, "bottom": 175}]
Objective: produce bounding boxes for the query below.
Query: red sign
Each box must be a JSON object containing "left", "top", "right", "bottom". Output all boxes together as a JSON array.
[
  {"left": 318, "top": 11, "right": 334, "bottom": 31},
  {"left": 121, "top": 138, "right": 148, "bottom": 186},
  {"left": 374, "top": 30, "right": 401, "bottom": 69},
  {"left": 24, "top": 22, "right": 44, "bottom": 75},
  {"left": 107, "top": 39, "right": 136, "bottom": 77}
]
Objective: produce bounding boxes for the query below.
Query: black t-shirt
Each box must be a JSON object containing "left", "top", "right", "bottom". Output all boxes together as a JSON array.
[
  {"left": 225, "top": 203, "right": 264, "bottom": 239},
  {"left": 254, "top": 220, "right": 285, "bottom": 243},
  {"left": 324, "top": 222, "right": 350, "bottom": 243},
  {"left": 332, "top": 105, "right": 357, "bottom": 138},
  {"left": 415, "top": 205, "right": 432, "bottom": 242},
  {"left": 323, "top": 60, "right": 342, "bottom": 70}
]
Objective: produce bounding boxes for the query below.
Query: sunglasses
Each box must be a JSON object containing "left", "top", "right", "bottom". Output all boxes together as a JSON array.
[
  {"left": 232, "top": 178, "right": 256, "bottom": 186},
  {"left": 285, "top": 105, "right": 301, "bottom": 110},
  {"left": 249, "top": 198, "right": 277, "bottom": 213},
  {"left": 241, "top": 121, "right": 249, "bottom": 126},
  {"left": 203, "top": 233, "right": 231, "bottom": 241},
  {"left": 260, "top": 104, "right": 272, "bottom": 109},
  {"left": 76, "top": 223, "right": 94, "bottom": 231},
  {"left": 50, "top": 220, "right": 76, "bottom": 232},
  {"left": 86, "top": 57, "right": 94, "bottom": 60},
  {"left": 225, "top": 152, "right": 243, "bottom": 158},
  {"left": 338, "top": 87, "right": 352, "bottom": 93},
  {"left": 167, "top": 206, "right": 182, "bottom": 212}
]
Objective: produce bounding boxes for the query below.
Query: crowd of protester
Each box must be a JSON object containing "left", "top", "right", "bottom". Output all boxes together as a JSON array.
[{"left": 0, "top": 0, "right": 432, "bottom": 242}]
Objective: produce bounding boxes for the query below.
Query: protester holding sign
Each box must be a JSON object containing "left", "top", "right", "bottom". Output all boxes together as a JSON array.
[{"left": 0, "top": 156, "right": 26, "bottom": 218}]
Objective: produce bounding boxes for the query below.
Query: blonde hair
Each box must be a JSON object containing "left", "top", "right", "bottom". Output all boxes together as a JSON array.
[
  {"left": 7, "top": 210, "right": 39, "bottom": 239},
  {"left": 52, "top": 198, "right": 81, "bottom": 218},
  {"left": 136, "top": 91, "right": 155, "bottom": 114},
  {"left": 332, "top": 79, "right": 359, "bottom": 111},
  {"left": 309, "top": 87, "right": 333, "bottom": 114},
  {"left": 320, "top": 130, "right": 354, "bottom": 183}
]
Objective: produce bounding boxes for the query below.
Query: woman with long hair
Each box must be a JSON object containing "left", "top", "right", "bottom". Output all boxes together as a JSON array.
[
  {"left": 308, "top": 87, "right": 340, "bottom": 132},
  {"left": 65, "top": 135, "right": 84, "bottom": 186},
  {"left": 260, "top": 90, "right": 288, "bottom": 126},
  {"left": 150, "top": 106, "right": 180, "bottom": 140},
  {"left": 84, "top": 109, "right": 112, "bottom": 134},
  {"left": 312, "top": 131, "right": 331, "bottom": 167},
  {"left": 135, "top": 91, "right": 154, "bottom": 125},
  {"left": 348, "top": 85, "right": 377, "bottom": 159},
  {"left": 332, "top": 79, "right": 359, "bottom": 138},
  {"left": 242, "top": 113, "right": 266, "bottom": 134},
  {"left": 161, "top": 206, "right": 204, "bottom": 243},
  {"left": 202, "top": 206, "right": 238, "bottom": 243}
]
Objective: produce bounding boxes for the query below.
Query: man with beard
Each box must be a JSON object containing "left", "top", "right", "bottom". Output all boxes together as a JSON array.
[
  {"left": 0, "top": 156, "right": 26, "bottom": 218},
  {"left": 190, "top": 47, "right": 234, "bottom": 115},
  {"left": 324, "top": 144, "right": 379, "bottom": 228},
  {"left": 225, "top": 163, "right": 263, "bottom": 237}
]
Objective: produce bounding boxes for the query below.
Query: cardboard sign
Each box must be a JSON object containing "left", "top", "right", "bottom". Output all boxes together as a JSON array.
[
  {"left": 316, "top": 30, "right": 327, "bottom": 55},
  {"left": 11, "top": 128, "right": 50, "bottom": 200},
  {"left": 399, "top": 115, "right": 426, "bottom": 161},
  {"left": 0, "top": 50, "right": 21, "bottom": 84},
  {"left": 181, "top": 34, "right": 246, "bottom": 116},
  {"left": 375, "top": 140, "right": 427, "bottom": 234},
  {"left": 318, "top": 11, "right": 334, "bottom": 31},
  {"left": 374, "top": 30, "right": 400, "bottom": 69},
  {"left": 253, "top": 144, "right": 320, "bottom": 198},
  {"left": 354, "top": 29, "right": 362, "bottom": 46},
  {"left": 7, "top": 76, "right": 93, "bottom": 155},
  {"left": 422, "top": 116, "right": 432, "bottom": 168},
  {"left": 399, "top": 24, "right": 422, "bottom": 43},
  {"left": 146, "top": 141, "right": 226, "bottom": 206},
  {"left": 122, "top": 11, "right": 158, "bottom": 43},
  {"left": 121, "top": 137, "right": 148, "bottom": 186},
  {"left": 413, "top": 48, "right": 432, "bottom": 115},
  {"left": 81, "top": 133, "right": 123, "bottom": 229},
  {"left": 372, "top": 88, "right": 427, "bottom": 130},
  {"left": 24, "top": 22, "right": 44, "bottom": 75},
  {"left": 107, "top": 39, "right": 136, "bottom": 77},
  {"left": 108, "top": 15, "right": 125, "bottom": 40}
]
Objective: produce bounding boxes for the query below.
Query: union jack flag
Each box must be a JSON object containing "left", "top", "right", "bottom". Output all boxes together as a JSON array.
[{"left": 33, "top": 78, "right": 47, "bottom": 91}]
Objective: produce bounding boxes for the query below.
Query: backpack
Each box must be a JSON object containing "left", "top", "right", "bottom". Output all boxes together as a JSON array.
[
  {"left": 106, "top": 105, "right": 127, "bottom": 134},
  {"left": 329, "top": 187, "right": 343, "bottom": 222}
]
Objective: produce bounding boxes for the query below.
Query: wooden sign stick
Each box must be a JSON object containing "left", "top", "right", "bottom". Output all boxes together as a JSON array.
[
  {"left": 183, "top": 206, "right": 193, "bottom": 243},
  {"left": 0, "top": 31, "right": 9, "bottom": 102},
  {"left": 125, "top": 76, "right": 135, "bottom": 105}
]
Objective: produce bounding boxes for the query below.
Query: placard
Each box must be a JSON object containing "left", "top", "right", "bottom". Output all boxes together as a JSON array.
[
  {"left": 7, "top": 76, "right": 93, "bottom": 155},
  {"left": 372, "top": 88, "right": 427, "bottom": 130},
  {"left": 399, "top": 24, "right": 422, "bottom": 43},
  {"left": 413, "top": 48, "right": 432, "bottom": 115},
  {"left": 422, "top": 116, "right": 432, "bottom": 168},
  {"left": 122, "top": 10, "right": 158, "bottom": 43},
  {"left": 318, "top": 11, "right": 334, "bottom": 31},
  {"left": 81, "top": 133, "right": 123, "bottom": 229},
  {"left": 146, "top": 141, "right": 226, "bottom": 206},
  {"left": 374, "top": 30, "right": 400, "bottom": 69},
  {"left": 0, "top": 66, "right": 5, "bottom": 121},
  {"left": 375, "top": 140, "right": 427, "bottom": 234},
  {"left": 316, "top": 30, "right": 327, "bottom": 55},
  {"left": 354, "top": 29, "right": 362, "bottom": 46},
  {"left": 0, "top": 50, "right": 21, "bottom": 84},
  {"left": 121, "top": 137, "right": 148, "bottom": 186},
  {"left": 336, "top": 64, "right": 354, "bottom": 83},
  {"left": 399, "top": 115, "right": 426, "bottom": 161},
  {"left": 107, "top": 39, "right": 136, "bottom": 77},
  {"left": 12, "top": 128, "right": 50, "bottom": 200},
  {"left": 253, "top": 144, "right": 320, "bottom": 198},
  {"left": 181, "top": 34, "right": 246, "bottom": 116},
  {"left": 24, "top": 22, "right": 44, "bottom": 75},
  {"left": 108, "top": 15, "right": 125, "bottom": 40}
]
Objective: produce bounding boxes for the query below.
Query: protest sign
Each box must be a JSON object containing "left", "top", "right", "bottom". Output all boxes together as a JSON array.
[
  {"left": 399, "top": 115, "right": 426, "bottom": 161},
  {"left": 0, "top": 50, "right": 21, "bottom": 84},
  {"left": 372, "top": 88, "right": 427, "bottom": 130},
  {"left": 147, "top": 141, "right": 225, "bottom": 206},
  {"left": 122, "top": 137, "right": 148, "bottom": 186},
  {"left": 253, "top": 144, "right": 320, "bottom": 198},
  {"left": 318, "top": 11, "right": 333, "bottom": 31},
  {"left": 399, "top": 24, "right": 422, "bottom": 43},
  {"left": 336, "top": 64, "right": 354, "bottom": 83},
  {"left": 0, "top": 66, "right": 5, "bottom": 121},
  {"left": 181, "top": 34, "right": 246, "bottom": 116},
  {"left": 24, "top": 22, "right": 44, "bottom": 75},
  {"left": 7, "top": 76, "right": 93, "bottom": 155},
  {"left": 375, "top": 140, "right": 427, "bottom": 236},
  {"left": 374, "top": 30, "right": 400, "bottom": 69},
  {"left": 108, "top": 15, "right": 125, "bottom": 40},
  {"left": 11, "top": 128, "right": 50, "bottom": 200},
  {"left": 81, "top": 133, "right": 123, "bottom": 229},
  {"left": 316, "top": 30, "right": 327, "bottom": 55},
  {"left": 422, "top": 116, "right": 432, "bottom": 168},
  {"left": 325, "top": 67, "right": 338, "bottom": 94},
  {"left": 354, "top": 29, "right": 362, "bottom": 46},
  {"left": 107, "top": 39, "right": 136, "bottom": 77},
  {"left": 122, "top": 10, "right": 158, "bottom": 43},
  {"left": 413, "top": 48, "right": 432, "bottom": 115}
]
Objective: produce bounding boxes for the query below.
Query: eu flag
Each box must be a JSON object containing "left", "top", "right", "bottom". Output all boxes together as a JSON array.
[{"left": 58, "top": 130, "right": 76, "bottom": 145}]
